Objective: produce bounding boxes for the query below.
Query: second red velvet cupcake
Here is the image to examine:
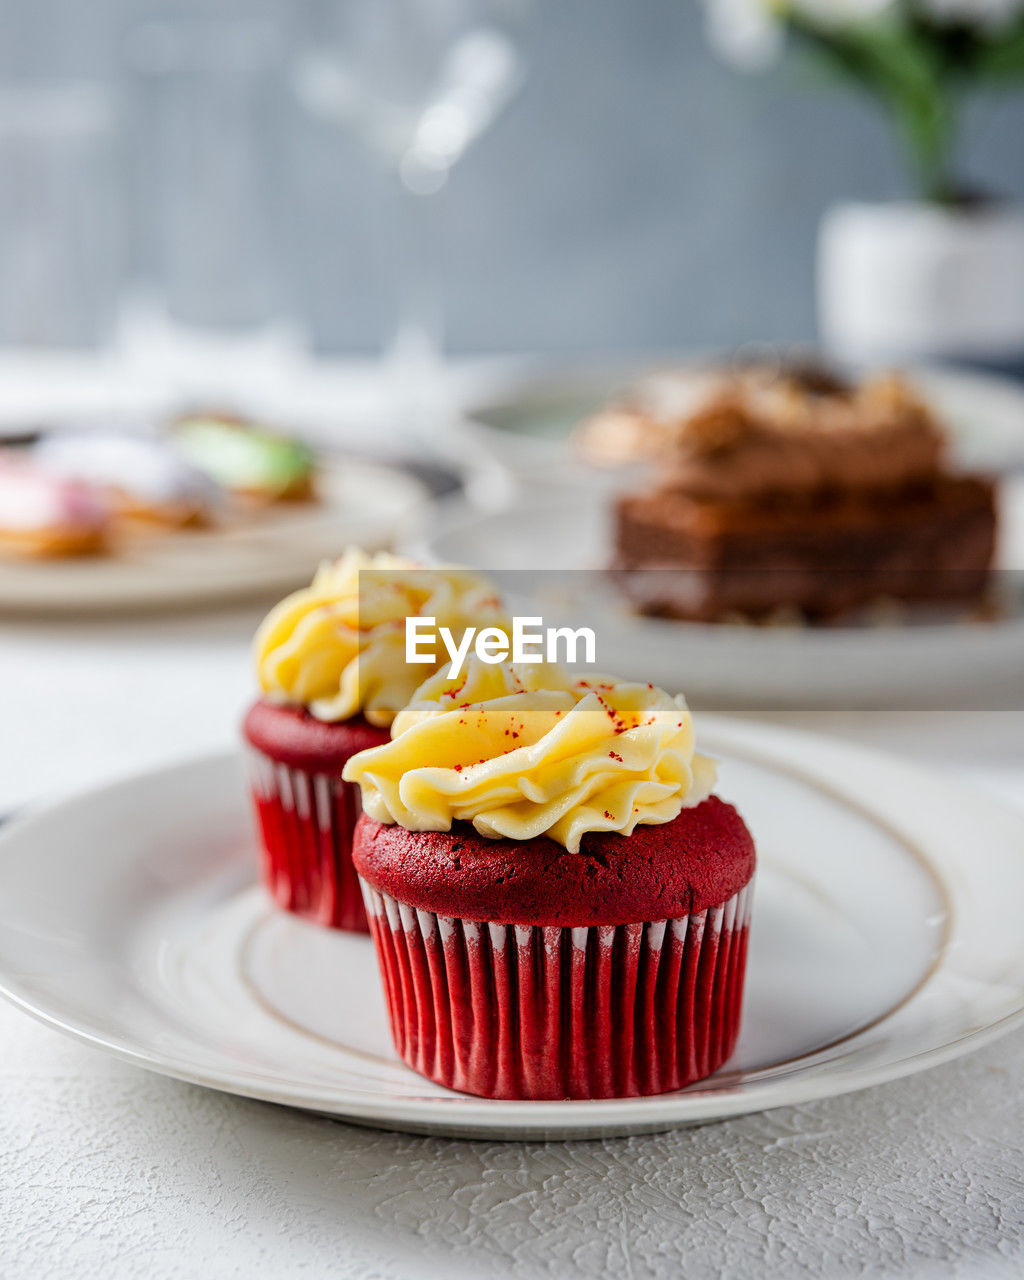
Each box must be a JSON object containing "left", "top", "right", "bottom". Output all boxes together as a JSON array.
[
  {"left": 344, "top": 660, "right": 756, "bottom": 1098},
  {"left": 243, "top": 700, "right": 388, "bottom": 932},
  {"left": 243, "top": 549, "right": 506, "bottom": 932}
]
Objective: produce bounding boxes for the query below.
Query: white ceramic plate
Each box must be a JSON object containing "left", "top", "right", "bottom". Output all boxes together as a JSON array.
[
  {"left": 1, "top": 719, "right": 1023, "bottom": 1140},
  {"left": 415, "top": 482, "right": 1024, "bottom": 708},
  {"left": 0, "top": 459, "right": 427, "bottom": 613},
  {"left": 464, "top": 359, "right": 1024, "bottom": 485}
]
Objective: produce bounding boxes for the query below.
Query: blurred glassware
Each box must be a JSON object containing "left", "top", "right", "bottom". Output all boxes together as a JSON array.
[
  {"left": 293, "top": 0, "right": 530, "bottom": 423},
  {"left": 0, "top": 80, "right": 121, "bottom": 349},
  {"left": 122, "top": 13, "right": 302, "bottom": 380}
]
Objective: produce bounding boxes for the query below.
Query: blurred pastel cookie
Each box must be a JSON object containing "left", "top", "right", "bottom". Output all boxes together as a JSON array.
[
  {"left": 34, "top": 433, "right": 216, "bottom": 530},
  {"left": 0, "top": 455, "right": 110, "bottom": 557},
  {"left": 174, "top": 414, "right": 316, "bottom": 504}
]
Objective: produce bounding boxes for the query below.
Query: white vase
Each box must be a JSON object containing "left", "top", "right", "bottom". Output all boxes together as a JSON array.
[{"left": 817, "top": 200, "right": 1024, "bottom": 366}]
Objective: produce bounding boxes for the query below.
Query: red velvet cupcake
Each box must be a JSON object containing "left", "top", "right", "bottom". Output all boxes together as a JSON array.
[
  {"left": 344, "top": 660, "right": 756, "bottom": 1099},
  {"left": 243, "top": 700, "right": 388, "bottom": 932},
  {"left": 243, "top": 550, "right": 507, "bottom": 932}
]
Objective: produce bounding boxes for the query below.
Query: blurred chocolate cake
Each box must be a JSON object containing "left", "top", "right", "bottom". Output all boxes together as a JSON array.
[{"left": 611, "top": 368, "right": 997, "bottom": 622}]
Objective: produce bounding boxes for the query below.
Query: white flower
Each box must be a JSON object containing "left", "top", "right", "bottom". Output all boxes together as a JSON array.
[
  {"left": 701, "top": 0, "right": 900, "bottom": 71},
  {"left": 702, "top": 0, "right": 784, "bottom": 70},
  {"left": 703, "top": 0, "right": 1024, "bottom": 76}
]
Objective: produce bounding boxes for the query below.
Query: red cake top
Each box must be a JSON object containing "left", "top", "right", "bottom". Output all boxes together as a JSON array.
[
  {"left": 242, "top": 698, "right": 388, "bottom": 772},
  {"left": 353, "top": 797, "right": 755, "bottom": 927}
]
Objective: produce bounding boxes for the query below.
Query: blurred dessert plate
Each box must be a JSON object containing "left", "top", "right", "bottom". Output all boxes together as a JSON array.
[
  {"left": 416, "top": 477, "right": 1024, "bottom": 707},
  {"left": 2, "top": 720, "right": 1024, "bottom": 1138},
  {"left": 0, "top": 458, "right": 427, "bottom": 612},
  {"left": 466, "top": 360, "right": 1024, "bottom": 484}
]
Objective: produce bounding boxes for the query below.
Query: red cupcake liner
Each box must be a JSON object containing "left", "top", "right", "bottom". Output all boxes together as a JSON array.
[
  {"left": 359, "top": 878, "right": 753, "bottom": 1100},
  {"left": 247, "top": 749, "right": 369, "bottom": 933}
]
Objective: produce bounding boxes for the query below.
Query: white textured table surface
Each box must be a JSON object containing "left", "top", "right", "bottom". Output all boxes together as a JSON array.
[{"left": 3, "top": 609, "right": 1024, "bottom": 1280}]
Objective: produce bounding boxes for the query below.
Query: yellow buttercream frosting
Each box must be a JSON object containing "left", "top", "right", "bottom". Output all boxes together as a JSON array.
[
  {"left": 343, "top": 659, "right": 717, "bottom": 851},
  {"left": 253, "top": 548, "right": 506, "bottom": 727}
]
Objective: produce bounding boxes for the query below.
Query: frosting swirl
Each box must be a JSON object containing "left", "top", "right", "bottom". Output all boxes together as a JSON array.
[
  {"left": 662, "top": 372, "right": 945, "bottom": 501},
  {"left": 343, "top": 660, "right": 717, "bottom": 852},
  {"left": 253, "top": 549, "right": 507, "bottom": 727}
]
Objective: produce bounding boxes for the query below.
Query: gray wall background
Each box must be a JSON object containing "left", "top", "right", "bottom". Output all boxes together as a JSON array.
[{"left": 2, "top": 0, "right": 1024, "bottom": 355}]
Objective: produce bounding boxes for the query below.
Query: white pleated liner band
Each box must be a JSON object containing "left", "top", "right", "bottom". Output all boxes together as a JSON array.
[{"left": 245, "top": 749, "right": 368, "bottom": 932}]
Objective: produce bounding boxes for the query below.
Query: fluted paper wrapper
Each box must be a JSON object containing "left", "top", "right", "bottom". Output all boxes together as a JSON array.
[
  {"left": 360, "top": 879, "right": 753, "bottom": 1100},
  {"left": 247, "top": 749, "right": 368, "bottom": 933}
]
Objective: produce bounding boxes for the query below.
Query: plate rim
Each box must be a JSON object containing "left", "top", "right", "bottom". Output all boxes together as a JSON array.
[
  {"left": 0, "top": 457, "right": 429, "bottom": 615},
  {"left": 2, "top": 722, "right": 1024, "bottom": 1138}
]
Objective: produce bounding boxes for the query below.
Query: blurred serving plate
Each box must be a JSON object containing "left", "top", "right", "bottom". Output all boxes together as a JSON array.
[
  {"left": 416, "top": 478, "right": 1024, "bottom": 708},
  {"left": 0, "top": 459, "right": 427, "bottom": 614},
  {"left": 1, "top": 720, "right": 1023, "bottom": 1139},
  {"left": 465, "top": 359, "right": 1024, "bottom": 485}
]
